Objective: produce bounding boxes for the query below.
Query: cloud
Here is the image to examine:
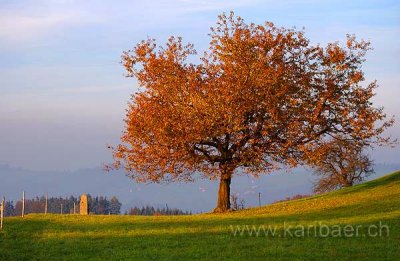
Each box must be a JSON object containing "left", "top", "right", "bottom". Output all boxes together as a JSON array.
[
  {"left": 0, "top": 0, "right": 257, "bottom": 47},
  {"left": 0, "top": 3, "right": 103, "bottom": 46},
  {"left": 59, "top": 84, "right": 132, "bottom": 94},
  {"left": 0, "top": 12, "right": 64, "bottom": 43},
  {"left": 174, "top": 0, "right": 259, "bottom": 13}
]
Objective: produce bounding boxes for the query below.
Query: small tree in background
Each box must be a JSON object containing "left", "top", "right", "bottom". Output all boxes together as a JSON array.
[
  {"left": 109, "top": 196, "right": 122, "bottom": 215},
  {"left": 109, "top": 12, "right": 394, "bottom": 212},
  {"left": 311, "top": 139, "right": 374, "bottom": 193},
  {"left": 230, "top": 193, "right": 245, "bottom": 211}
]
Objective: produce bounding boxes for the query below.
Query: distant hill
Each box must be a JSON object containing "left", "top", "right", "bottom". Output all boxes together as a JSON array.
[{"left": 0, "top": 163, "right": 399, "bottom": 212}]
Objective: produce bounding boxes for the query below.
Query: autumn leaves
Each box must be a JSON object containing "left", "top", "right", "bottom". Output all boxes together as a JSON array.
[{"left": 110, "top": 12, "right": 394, "bottom": 212}]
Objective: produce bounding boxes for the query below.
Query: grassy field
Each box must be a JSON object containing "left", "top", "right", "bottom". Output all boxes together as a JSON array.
[{"left": 1, "top": 171, "right": 399, "bottom": 260}]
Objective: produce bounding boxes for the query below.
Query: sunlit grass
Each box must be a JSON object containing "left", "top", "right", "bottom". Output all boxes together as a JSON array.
[{"left": 1, "top": 171, "right": 399, "bottom": 260}]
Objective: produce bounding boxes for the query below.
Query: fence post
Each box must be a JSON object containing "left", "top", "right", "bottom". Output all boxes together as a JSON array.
[
  {"left": 73, "top": 202, "right": 76, "bottom": 214},
  {"left": 60, "top": 203, "right": 63, "bottom": 215},
  {"left": 1, "top": 196, "right": 4, "bottom": 230},
  {"left": 45, "top": 193, "right": 48, "bottom": 215},
  {"left": 22, "top": 191, "right": 25, "bottom": 217}
]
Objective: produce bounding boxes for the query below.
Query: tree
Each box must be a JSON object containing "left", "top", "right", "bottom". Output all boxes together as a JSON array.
[
  {"left": 109, "top": 196, "right": 122, "bottom": 215},
  {"left": 127, "top": 205, "right": 190, "bottom": 216},
  {"left": 310, "top": 138, "right": 374, "bottom": 193},
  {"left": 109, "top": 12, "right": 394, "bottom": 212},
  {"left": 230, "top": 193, "right": 245, "bottom": 211}
]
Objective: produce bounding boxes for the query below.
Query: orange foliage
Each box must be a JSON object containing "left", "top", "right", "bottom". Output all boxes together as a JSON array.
[{"left": 109, "top": 12, "right": 394, "bottom": 212}]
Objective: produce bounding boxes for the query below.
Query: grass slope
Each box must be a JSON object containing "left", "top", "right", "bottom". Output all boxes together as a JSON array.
[{"left": 1, "top": 171, "right": 400, "bottom": 260}]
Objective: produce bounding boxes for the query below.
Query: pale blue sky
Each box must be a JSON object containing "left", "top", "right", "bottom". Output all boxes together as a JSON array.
[{"left": 1, "top": 0, "right": 399, "bottom": 171}]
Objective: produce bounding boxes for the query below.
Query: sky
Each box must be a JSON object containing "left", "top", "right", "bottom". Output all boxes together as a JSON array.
[{"left": 1, "top": 0, "right": 399, "bottom": 172}]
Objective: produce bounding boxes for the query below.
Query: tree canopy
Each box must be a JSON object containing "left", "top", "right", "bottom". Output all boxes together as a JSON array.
[{"left": 110, "top": 12, "right": 394, "bottom": 212}]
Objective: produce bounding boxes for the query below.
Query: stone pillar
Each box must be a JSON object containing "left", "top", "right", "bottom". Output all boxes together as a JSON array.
[
  {"left": 80, "top": 194, "right": 88, "bottom": 215},
  {"left": 1, "top": 196, "right": 4, "bottom": 230}
]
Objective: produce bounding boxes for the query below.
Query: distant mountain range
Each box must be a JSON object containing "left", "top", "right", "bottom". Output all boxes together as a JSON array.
[{"left": 0, "top": 163, "right": 399, "bottom": 213}]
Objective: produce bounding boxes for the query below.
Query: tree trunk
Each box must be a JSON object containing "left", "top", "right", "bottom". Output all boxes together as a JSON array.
[
  {"left": 343, "top": 180, "right": 353, "bottom": 187},
  {"left": 213, "top": 173, "right": 232, "bottom": 213}
]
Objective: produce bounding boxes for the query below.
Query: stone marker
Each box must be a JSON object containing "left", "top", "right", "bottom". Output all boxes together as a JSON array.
[
  {"left": 80, "top": 194, "right": 88, "bottom": 215},
  {"left": 1, "top": 197, "right": 4, "bottom": 230}
]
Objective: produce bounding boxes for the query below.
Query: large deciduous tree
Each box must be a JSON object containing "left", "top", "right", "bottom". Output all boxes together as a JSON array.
[{"left": 109, "top": 12, "right": 394, "bottom": 212}]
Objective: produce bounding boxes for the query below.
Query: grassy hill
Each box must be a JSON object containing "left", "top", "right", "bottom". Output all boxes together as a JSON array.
[{"left": 1, "top": 171, "right": 399, "bottom": 260}]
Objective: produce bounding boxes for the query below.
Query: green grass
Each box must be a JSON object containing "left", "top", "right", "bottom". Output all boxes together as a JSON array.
[{"left": 1, "top": 171, "right": 400, "bottom": 260}]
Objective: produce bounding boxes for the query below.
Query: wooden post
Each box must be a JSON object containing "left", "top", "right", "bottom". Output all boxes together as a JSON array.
[
  {"left": 1, "top": 196, "right": 4, "bottom": 230},
  {"left": 258, "top": 192, "right": 261, "bottom": 208},
  {"left": 45, "top": 193, "right": 48, "bottom": 214},
  {"left": 22, "top": 191, "right": 25, "bottom": 217},
  {"left": 60, "top": 203, "right": 63, "bottom": 215},
  {"left": 73, "top": 202, "right": 76, "bottom": 214}
]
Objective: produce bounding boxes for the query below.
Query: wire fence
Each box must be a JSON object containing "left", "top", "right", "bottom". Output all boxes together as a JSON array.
[{"left": 0, "top": 191, "right": 89, "bottom": 230}]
